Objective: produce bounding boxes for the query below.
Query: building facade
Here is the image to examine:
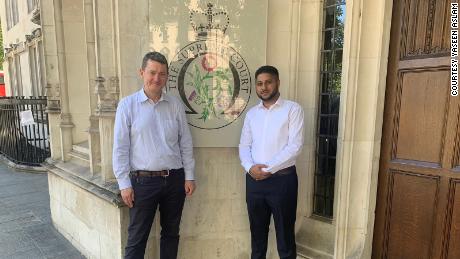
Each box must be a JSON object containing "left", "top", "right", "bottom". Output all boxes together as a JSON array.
[
  {"left": 20, "top": 0, "right": 459, "bottom": 258},
  {"left": 0, "top": 0, "right": 44, "bottom": 97}
]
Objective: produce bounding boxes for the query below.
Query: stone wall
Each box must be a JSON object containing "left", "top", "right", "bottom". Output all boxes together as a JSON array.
[{"left": 48, "top": 172, "right": 130, "bottom": 259}]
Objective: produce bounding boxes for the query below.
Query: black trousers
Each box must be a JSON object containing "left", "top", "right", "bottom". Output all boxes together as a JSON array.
[
  {"left": 124, "top": 169, "right": 186, "bottom": 259},
  {"left": 246, "top": 166, "right": 298, "bottom": 259}
]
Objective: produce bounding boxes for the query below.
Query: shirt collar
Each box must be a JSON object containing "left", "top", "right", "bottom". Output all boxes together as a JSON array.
[
  {"left": 257, "top": 96, "right": 284, "bottom": 110},
  {"left": 137, "top": 89, "right": 169, "bottom": 103}
]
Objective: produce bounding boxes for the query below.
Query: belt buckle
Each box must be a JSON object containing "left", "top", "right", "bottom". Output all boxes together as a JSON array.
[{"left": 163, "top": 170, "right": 170, "bottom": 177}]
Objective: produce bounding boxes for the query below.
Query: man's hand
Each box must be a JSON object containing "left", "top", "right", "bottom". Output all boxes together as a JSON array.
[
  {"left": 121, "top": 187, "right": 134, "bottom": 208},
  {"left": 185, "top": 180, "right": 196, "bottom": 196},
  {"left": 249, "top": 164, "right": 271, "bottom": 181}
]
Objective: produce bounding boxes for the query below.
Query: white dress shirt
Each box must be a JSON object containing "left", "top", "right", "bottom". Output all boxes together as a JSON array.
[
  {"left": 239, "top": 97, "right": 304, "bottom": 174},
  {"left": 113, "top": 89, "right": 195, "bottom": 190}
]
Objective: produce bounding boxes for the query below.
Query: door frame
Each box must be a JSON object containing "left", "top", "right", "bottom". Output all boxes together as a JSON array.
[{"left": 332, "top": 0, "right": 394, "bottom": 258}]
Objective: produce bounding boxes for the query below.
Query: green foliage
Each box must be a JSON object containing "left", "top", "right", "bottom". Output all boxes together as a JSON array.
[{"left": 187, "top": 65, "right": 232, "bottom": 121}]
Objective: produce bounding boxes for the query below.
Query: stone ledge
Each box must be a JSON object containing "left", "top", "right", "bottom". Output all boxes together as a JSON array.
[
  {"left": 297, "top": 243, "right": 333, "bottom": 259},
  {"left": 43, "top": 158, "right": 124, "bottom": 207}
]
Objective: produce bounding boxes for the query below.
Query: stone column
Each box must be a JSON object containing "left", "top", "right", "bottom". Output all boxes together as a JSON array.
[
  {"left": 55, "top": 0, "right": 74, "bottom": 161},
  {"left": 87, "top": 116, "right": 101, "bottom": 174},
  {"left": 44, "top": 84, "right": 62, "bottom": 160},
  {"left": 41, "top": 0, "right": 74, "bottom": 161},
  {"left": 84, "top": 0, "right": 101, "bottom": 174},
  {"left": 92, "top": 0, "right": 120, "bottom": 181},
  {"left": 95, "top": 76, "right": 119, "bottom": 181}
]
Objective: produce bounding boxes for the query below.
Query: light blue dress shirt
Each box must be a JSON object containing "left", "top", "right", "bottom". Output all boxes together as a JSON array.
[{"left": 113, "top": 89, "right": 195, "bottom": 190}]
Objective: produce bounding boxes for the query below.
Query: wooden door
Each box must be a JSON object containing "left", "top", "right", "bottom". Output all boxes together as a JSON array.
[{"left": 372, "top": 0, "right": 459, "bottom": 258}]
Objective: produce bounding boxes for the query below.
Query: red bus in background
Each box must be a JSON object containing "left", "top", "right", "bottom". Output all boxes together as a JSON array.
[{"left": 0, "top": 71, "right": 5, "bottom": 96}]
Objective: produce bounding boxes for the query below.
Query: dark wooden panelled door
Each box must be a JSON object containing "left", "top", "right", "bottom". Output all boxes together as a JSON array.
[{"left": 372, "top": 0, "right": 459, "bottom": 258}]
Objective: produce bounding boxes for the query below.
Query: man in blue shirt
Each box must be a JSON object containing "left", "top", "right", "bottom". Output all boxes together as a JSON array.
[{"left": 113, "top": 52, "right": 196, "bottom": 259}]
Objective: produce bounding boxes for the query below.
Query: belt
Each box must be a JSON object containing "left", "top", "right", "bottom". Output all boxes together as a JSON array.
[
  {"left": 130, "top": 170, "right": 170, "bottom": 177},
  {"left": 271, "top": 166, "right": 296, "bottom": 177}
]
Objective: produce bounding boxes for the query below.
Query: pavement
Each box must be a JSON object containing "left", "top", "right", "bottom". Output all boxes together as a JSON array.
[{"left": 0, "top": 162, "right": 85, "bottom": 259}]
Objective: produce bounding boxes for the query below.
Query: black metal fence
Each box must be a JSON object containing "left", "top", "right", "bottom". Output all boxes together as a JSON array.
[{"left": 0, "top": 96, "right": 50, "bottom": 166}]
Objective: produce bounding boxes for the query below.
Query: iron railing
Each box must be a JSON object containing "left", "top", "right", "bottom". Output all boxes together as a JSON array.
[{"left": 0, "top": 96, "right": 50, "bottom": 166}]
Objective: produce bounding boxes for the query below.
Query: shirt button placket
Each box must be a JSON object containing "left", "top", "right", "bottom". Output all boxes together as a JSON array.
[{"left": 262, "top": 110, "right": 270, "bottom": 159}]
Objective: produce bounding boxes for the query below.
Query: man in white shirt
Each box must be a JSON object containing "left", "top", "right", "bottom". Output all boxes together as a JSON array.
[
  {"left": 113, "top": 52, "right": 196, "bottom": 259},
  {"left": 239, "top": 65, "right": 304, "bottom": 259}
]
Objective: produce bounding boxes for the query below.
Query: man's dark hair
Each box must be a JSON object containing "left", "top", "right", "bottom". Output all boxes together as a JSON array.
[
  {"left": 141, "top": 51, "right": 169, "bottom": 71},
  {"left": 255, "top": 65, "right": 279, "bottom": 80}
]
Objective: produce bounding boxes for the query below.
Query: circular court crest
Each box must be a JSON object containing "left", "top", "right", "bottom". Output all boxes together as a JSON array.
[{"left": 166, "top": 3, "right": 252, "bottom": 130}]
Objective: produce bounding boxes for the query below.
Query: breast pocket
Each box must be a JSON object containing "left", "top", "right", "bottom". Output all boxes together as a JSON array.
[{"left": 164, "top": 119, "right": 179, "bottom": 143}]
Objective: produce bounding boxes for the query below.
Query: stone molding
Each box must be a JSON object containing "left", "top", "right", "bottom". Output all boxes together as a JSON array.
[
  {"left": 31, "top": 5, "right": 41, "bottom": 25},
  {"left": 95, "top": 76, "right": 119, "bottom": 116},
  {"left": 43, "top": 158, "right": 123, "bottom": 207},
  {"left": 59, "top": 113, "right": 74, "bottom": 128},
  {"left": 87, "top": 115, "right": 100, "bottom": 133},
  {"left": 4, "top": 28, "right": 42, "bottom": 57},
  {"left": 25, "top": 28, "right": 42, "bottom": 46},
  {"left": 45, "top": 83, "right": 62, "bottom": 113},
  {"left": 5, "top": 42, "right": 26, "bottom": 57}
]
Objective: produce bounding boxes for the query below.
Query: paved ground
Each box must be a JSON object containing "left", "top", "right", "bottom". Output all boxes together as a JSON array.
[{"left": 0, "top": 162, "right": 85, "bottom": 259}]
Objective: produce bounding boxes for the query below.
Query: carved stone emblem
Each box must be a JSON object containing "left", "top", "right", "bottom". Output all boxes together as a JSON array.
[{"left": 167, "top": 3, "right": 251, "bottom": 130}]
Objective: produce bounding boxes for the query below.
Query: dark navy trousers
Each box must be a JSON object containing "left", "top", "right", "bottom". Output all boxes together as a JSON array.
[
  {"left": 246, "top": 166, "right": 298, "bottom": 259},
  {"left": 124, "top": 169, "right": 186, "bottom": 259}
]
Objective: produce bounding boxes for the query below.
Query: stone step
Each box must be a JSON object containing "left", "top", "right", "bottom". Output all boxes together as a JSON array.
[
  {"left": 297, "top": 249, "right": 331, "bottom": 259},
  {"left": 68, "top": 150, "right": 90, "bottom": 167},
  {"left": 72, "top": 141, "right": 90, "bottom": 154},
  {"left": 69, "top": 141, "right": 102, "bottom": 169},
  {"left": 69, "top": 141, "right": 89, "bottom": 167}
]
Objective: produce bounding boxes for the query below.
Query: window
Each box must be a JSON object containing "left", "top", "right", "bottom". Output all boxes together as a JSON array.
[
  {"left": 5, "top": 0, "right": 10, "bottom": 29},
  {"left": 5, "top": 0, "right": 19, "bottom": 30},
  {"left": 313, "top": 0, "right": 346, "bottom": 219},
  {"left": 29, "top": 45, "right": 38, "bottom": 96},
  {"left": 37, "top": 41, "right": 45, "bottom": 95},
  {"left": 8, "top": 56, "right": 23, "bottom": 97},
  {"left": 28, "top": 41, "right": 45, "bottom": 96}
]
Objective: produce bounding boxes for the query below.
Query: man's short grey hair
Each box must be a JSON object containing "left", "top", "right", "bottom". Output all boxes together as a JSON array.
[{"left": 141, "top": 51, "right": 169, "bottom": 71}]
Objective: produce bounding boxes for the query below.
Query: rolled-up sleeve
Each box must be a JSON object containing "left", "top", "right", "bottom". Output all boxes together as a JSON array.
[{"left": 113, "top": 100, "right": 132, "bottom": 190}]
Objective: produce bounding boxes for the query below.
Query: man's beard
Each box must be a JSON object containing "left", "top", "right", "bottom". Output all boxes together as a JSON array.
[{"left": 257, "top": 90, "right": 279, "bottom": 102}]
